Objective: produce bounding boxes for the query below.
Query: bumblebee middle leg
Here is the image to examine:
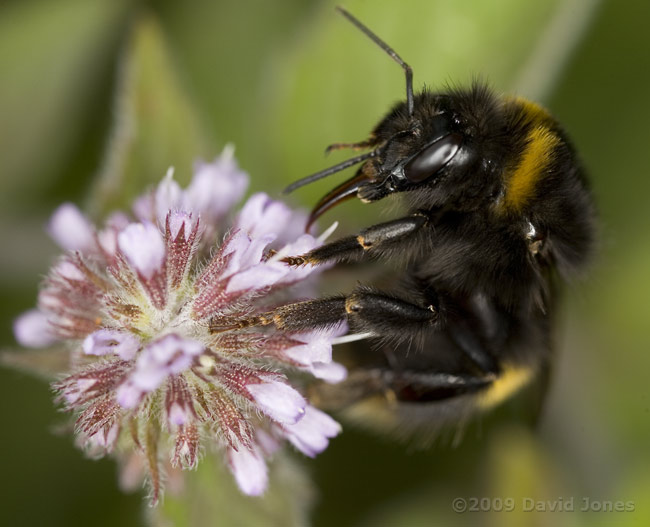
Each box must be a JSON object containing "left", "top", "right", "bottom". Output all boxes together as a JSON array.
[{"left": 269, "top": 287, "right": 500, "bottom": 379}]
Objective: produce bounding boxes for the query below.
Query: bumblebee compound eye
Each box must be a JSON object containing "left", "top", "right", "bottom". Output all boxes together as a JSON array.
[{"left": 403, "top": 133, "right": 463, "bottom": 183}]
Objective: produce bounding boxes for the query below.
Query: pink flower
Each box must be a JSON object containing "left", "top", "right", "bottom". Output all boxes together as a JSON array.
[{"left": 14, "top": 152, "right": 345, "bottom": 503}]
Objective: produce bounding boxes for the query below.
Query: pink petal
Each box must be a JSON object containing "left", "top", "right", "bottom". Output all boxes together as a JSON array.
[
  {"left": 236, "top": 193, "right": 292, "bottom": 239},
  {"left": 147, "top": 334, "right": 204, "bottom": 363},
  {"left": 309, "top": 361, "right": 348, "bottom": 383},
  {"left": 13, "top": 309, "right": 57, "bottom": 348},
  {"left": 133, "top": 192, "right": 155, "bottom": 222},
  {"left": 284, "top": 333, "right": 333, "bottom": 366},
  {"left": 284, "top": 324, "right": 347, "bottom": 366},
  {"left": 47, "top": 203, "right": 96, "bottom": 253},
  {"left": 168, "top": 402, "right": 189, "bottom": 426},
  {"left": 154, "top": 170, "right": 183, "bottom": 223},
  {"left": 116, "top": 381, "right": 142, "bottom": 409},
  {"left": 279, "top": 233, "right": 318, "bottom": 258},
  {"left": 255, "top": 429, "right": 281, "bottom": 456},
  {"left": 276, "top": 210, "right": 311, "bottom": 246},
  {"left": 87, "top": 422, "right": 120, "bottom": 449},
  {"left": 227, "top": 444, "right": 268, "bottom": 496},
  {"left": 275, "top": 234, "right": 321, "bottom": 284},
  {"left": 167, "top": 210, "right": 194, "bottom": 241},
  {"left": 225, "top": 262, "right": 288, "bottom": 293},
  {"left": 247, "top": 379, "right": 306, "bottom": 425},
  {"left": 82, "top": 329, "right": 140, "bottom": 360},
  {"left": 54, "top": 259, "right": 86, "bottom": 281},
  {"left": 116, "top": 335, "right": 203, "bottom": 408},
  {"left": 117, "top": 222, "right": 166, "bottom": 279},
  {"left": 186, "top": 149, "right": 249, "bottom": 221},
  {"left": 97, "top": 212, "right": 130, "bottom": 256},
  {"left": 283, "top": 405, "right": 341, "bottom": 457},
  {"left": 222, "top": 232, "right": 275, "bottom": 278}
]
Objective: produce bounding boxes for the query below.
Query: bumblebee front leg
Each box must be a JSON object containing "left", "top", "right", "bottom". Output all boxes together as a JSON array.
[{"left": 283, "top": 213, "right": 428, "bottom": 266}]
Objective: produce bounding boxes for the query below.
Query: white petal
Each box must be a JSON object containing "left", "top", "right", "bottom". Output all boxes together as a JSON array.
[
  {"left": 284, "top": 334, "right": 332, "bottom": 366},
  {"left": 228, "top": 444, "right": 268, "bottom": 496},
  {"left": 117, "top": 222, "right": 166, "bottom": 279},
  {"left": 284, "top": 405, "right": 341, "bottom": 457},
  {"left": 225, "top": 262, "right": 287, "bottom": 293},
  {"left": 167, "top": 210, "right": 194, "bottom": 240},
  {"left": 247, "top": 380, "right": 306, "bottom": 424},
  {"left": 47, "top": 203, "right": 96, "bottom": 252},
  {"left": 13, "top": 309, "right": 57, "bottom": 348},
  {"left": 155, "top": 169, "right": 183, "bottom": 223},
  {"left": 168, "top": 402, "right": 189, "bottom": 426},
  {"left": 54, "top": 259, "right": 86, "bottom": 281},
  {"left": 186, "top": 149, "right": 249, "bottom": 221},
  {"left": 222, "top": 232, "right": 275, "bottom": 278},
  {"left": 82, "top": 329, "right": 140, "bottom": 360},
  {"left": 309, "top": 361, "right": 348, "bottom": 383},
  {"left": 236, "top": 193, "right": 292, "bottom": 239},
  {"left": 133, "top": 192, "right": 155, "bottom": 222},
  {"left": 116, "top": 381, "right": 142, "bottom": 409},
  {"left": 119, "top": 335, "right": 203, "bottom": 402}
]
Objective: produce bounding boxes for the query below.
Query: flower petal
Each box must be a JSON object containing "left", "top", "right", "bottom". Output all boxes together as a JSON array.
[
  {"left": 117, "top": 335, "right": 203, "bottom": 408},
  {"left": 227, "top": 444, "right": 268, "bottom": 496},
  {"left": 47, "top": 203, "right": 96, "bottom": 253},
  {"left": 117, "top": 222, "right": 166, "bottom": 279},
  {"left": 247, "top": 379, "right": 306, "bottom": 424},
  {"left": 283, "top": 405, "right": 341, "bottom": 458},
  {"left": 225, "top": 262, "right": 288, "bottom": 293},
  {"left": 309, "top": 361, "right": 348, "bottom": 383},
  {"left": 236, "top": 193, "right": 292, "bottom": 239},
  {"left": 221, "top": 231, "right": 275, "bottom": 278},
  {"left": 167, "top": 210, "right": 195, "bottom": 241},
  {"left": 154, "top": 169, "right": 183, "bottom": 223},
  {"left": 185, "top": 148, "right": 249, "bottom": 222},
  {"left": 82, "top": 329, "right": 140, "bottom": 361},
  {"left": 13, "top": 309, "right": 57, "bottom": 348}
]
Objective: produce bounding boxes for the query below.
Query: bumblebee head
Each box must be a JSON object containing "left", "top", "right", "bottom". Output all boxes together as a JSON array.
[{"left": 285, "top": 86, "right": 506, "bottom": 229}]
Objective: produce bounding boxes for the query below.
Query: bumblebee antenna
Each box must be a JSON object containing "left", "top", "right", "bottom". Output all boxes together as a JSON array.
[
  {"left": 283, "top": 150, "right": 378, "bottom": 194},
  {"left": 336, "top": 6, "right": 414, "bottom": 116}
]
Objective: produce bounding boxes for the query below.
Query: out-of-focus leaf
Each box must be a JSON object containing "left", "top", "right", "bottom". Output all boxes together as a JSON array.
[
  {"left": 155, "top": 0, "right": 315, "bottom": 186},
  {"left": 150, "top": 452, "right": 313, "bottom": 527},
  {"left": 0, "top": 0, "right": 128, "bottom": 211},
  {"left": 263, "top": 0, "right": 563, "bottom": 224},
  {"left": 88, "top": 13, "right": 212, "bottom": 218}
]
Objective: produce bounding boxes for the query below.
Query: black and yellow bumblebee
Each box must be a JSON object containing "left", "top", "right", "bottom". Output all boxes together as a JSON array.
[{"left": 268, "top": 7, "right": 596, "bottom": 441}]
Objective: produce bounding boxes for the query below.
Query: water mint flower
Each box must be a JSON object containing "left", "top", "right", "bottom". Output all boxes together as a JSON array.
[{"left": 13, "top": 148, "right": 344, "bottom": 504}]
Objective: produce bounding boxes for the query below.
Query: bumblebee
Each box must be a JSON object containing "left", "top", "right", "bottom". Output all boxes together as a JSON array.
[{"left": 265, "top": 8, "right": 595, "bottom": 440}]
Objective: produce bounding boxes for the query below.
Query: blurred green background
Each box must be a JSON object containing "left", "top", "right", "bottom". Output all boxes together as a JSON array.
[{"left": 1, "top": 0, "right": 650, "bottom": 525}]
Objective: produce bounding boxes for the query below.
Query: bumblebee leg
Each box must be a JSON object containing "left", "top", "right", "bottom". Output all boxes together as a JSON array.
[
  {"left": 267, "top": 296, "right": 348, "bottom": 332},
  {"left": 448, "top": 317, "right": 499, "bottom": 374},
  {"left": 263, "top": 288, "right": 499, "bottom": 377},
  {"left": 325, "top": 135, "right": 379, "bottom": 154},
  {"left": 343, "top": 288, "right": 438, "bottom": 334},
  {"left": 267, "top": 287, "right": 436, "bottom": 335},
  {"left": 338, "top": 288, "right": 500, "bottom": 375},
  {"left": 283, "top": 213, "right": 427, "bottom": 266},
  {"left": 313, "top": 368, "right": 494, "bottom": 413}
]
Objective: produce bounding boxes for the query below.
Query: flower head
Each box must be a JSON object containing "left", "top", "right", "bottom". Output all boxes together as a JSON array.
[{"left": 14, "top": 148, "right": 344, "bottom": 503}]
